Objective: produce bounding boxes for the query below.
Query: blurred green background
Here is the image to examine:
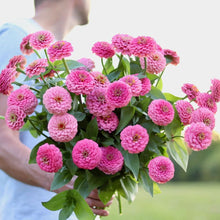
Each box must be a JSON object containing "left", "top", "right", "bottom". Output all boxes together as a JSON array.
[{"left": 104, "top": 132, "right": 220, "bottom": 220}]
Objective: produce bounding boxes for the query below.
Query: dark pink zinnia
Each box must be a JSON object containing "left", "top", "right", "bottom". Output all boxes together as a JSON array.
[
  {"left": 139, "top": 77, "right": 151, "bottom": 96},
  {"left": 20, "top": 34, "right": 34, "bottom": 55},
  {"left": 148, "top": 99, "right": 174, "bottom": 126},
  {"left": 47, "top": 41, "right": 74, "bottom": 62},
  {"left": 90, "top": 71, "right": 110, "bottom": 88},
  {"left": 163, "top": 49, "right": 180, "bottom": 66},
  {"left": 26, "top": 59, "right": 48, "bottom": 78},
  {"left": 66, "top": 69, "right": 94, "bottom": 95},
  {"left": 146, "top": 52, "right": 166, "bottom": 74},
  {"left": 181, "top": 83, "right": 199, "bottom": 102},
  {"left": 29, "top": 30, "right": 55, "bottom": 50},
  {"left": 97, "top": 146, "right": 124, "bottom": 175},
  {"left": 106, "top": 81, "right": 132, "bottom": 108},
  {"left": 184, "top": 122, "right": 212, "bottom": 151},
  {"left": 120, "top": 124, "right": 149, "bottom": 154},
  {"left": 148, "top": 156, "right": 175, "bottom": 184},
  {"left": 72, "top": 139, "right": 102, "bottom": 170},
  {"left": 5, "top": 105, "right": 26, "bottom": 130},
  {"left": 92, "top": 41, "right": 115, "bottom": 59},
  {"left": 210, "top": 78, "right": 220, "bottom": 102},
  {"left": 36, "top": 143, "right": 63, "bottom": 173},
  {"left": 6, "top": 55, "right": 27, "bottom": 70}
]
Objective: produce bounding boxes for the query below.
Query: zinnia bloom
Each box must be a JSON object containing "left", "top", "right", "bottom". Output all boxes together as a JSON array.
[
  {"left": 129, "top": 36, "right": 157, "bottom": 57},
  {"left": 5, "top": 105, "right": 26, "bottom": 130},
  {"left": 48, "top": 113, "right": 78, "bottom": 142},
  {"left": 148, "top": 156, "right": 175, "bottom": 184},
  {"left": 92, "top": 41, "right": 115, "bottom": 59},
  {"left": 90, "top": 71, "right": 110, "bottom": 88},
  {"left": 175, "top": 100, "right": 194, "bottom": 125},
  {"left": 43, "top": 86, "right": 72, "bottom": 115},
  {"left": 181, "top": 83, "right": 199, "bottom": 101},
  {"left": 196, "top": 93, "right": 217, "bottom": 114},
  {"left": 77, "top": 57, "right": 95, "bottom": 71},
  {"left": 119, "top": 75, "right": 142, "bottom": 96},
  {"left": 86, "top": 87, "right": 115, "bottom": 117},
  {"left": 120, "top": 124, "right": 149, "bottom": 154},
  {"left": 7, "top": 85, "right": 38, "bottom": 115},
  {"left": 26, "top": 59, "right": 48, "bottom": 78},
  {"left": 139, "top": 77, "right": 151, "bottom": 96},
  {"left": 6, "top": 55, "right": 27, "bottom": 70},
  {"left": 20, "top": 34, "right": 34, "bottom": 55},
  {"left": 96, "top": 112, "right": 119, "bottom": 133},
  {"left": 72, "top": 139, "right": 102, "bottom": 170},
  {"left": 146, "top": 52, "right": 166, "bottom": 74},
  {"left": 36, "top": 143, "right": 63, "bottom": 173},
  {"left": 190, "top": 107, "right": 215, "bottom": 130},
  {"left": 29, "top": 30, "right": 55, "bottom": 50},
  {"left": 210, "top": 78, "right": 220, "bottom": 102},
  {"left": 66, "top": 69, "right": 94, "bottom": 95},
  {"left": 97, "top": 146, "right": 124, "bottom": 175},
  {"left": 163, "top": 49, "right": 180, "bottom": 66},
  {"left": 106, "top": 81, "right": 132, "bottom": 108},
  {"left": 47, "top": 41, "right": 74, "bottom": 62},
  {"left": 148, "top": 99, "right": 174, "bottom": 126}
]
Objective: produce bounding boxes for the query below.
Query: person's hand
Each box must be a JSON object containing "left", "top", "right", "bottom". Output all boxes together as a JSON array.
[{"left": 86, "top": 189, "right": 114, "bottom": 216}]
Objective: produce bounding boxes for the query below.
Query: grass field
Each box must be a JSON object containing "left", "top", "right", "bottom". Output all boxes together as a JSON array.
[{"left": 103, "top": 182, "right": 220, "bottom": 220}]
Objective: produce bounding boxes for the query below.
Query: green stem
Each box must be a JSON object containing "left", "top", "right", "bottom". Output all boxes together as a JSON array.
[
  {"left": 16, "top": 67, "right": 26, "bottom": 75},
  {"left": 144, "top": 57, "right": 147, "bottom": 74},
  {"left": 34, "top": 49, "right": 41, "bottom": 59},
  {"left": 171, "top": 135, "right": 184, "bottom": 140},
  {"left": 155, "top": 68, "right": 165, "bottom": 88},
  {"left": 0, "top": 115, "right": 5, "bottom": 120},
  {"left": 118, "top": 54, "right": 123, "bottom": 68},
  {"left": 101, "top": 58, "right": 107, "bottom": 75},
  {"left": 12, "top": 82, "right": 40, "bottom": 93},
  {"left": 44, "top": 49, "right": 53, "bottom": 68},
  {"left": 116, "top": 191, "right": 122, "bottom": 215},
  {"left": 62, "top": 58, "right": 70, "bottom": 74}
]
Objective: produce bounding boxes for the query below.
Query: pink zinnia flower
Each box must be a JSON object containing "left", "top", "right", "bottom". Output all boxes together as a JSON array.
[
  {"left": 96, "top": 112, "right": 119, "bottom": 133},
  {"left": 146, "top": 52, "right": 166, "bottom": 74},
  {"left": 86, "top": 87, "right": 115, "bottom": 117},
  {"left": 119, "top": 75, "right": 142, "bottom": 96},
  {"left": 36, "top": 143, "right": 63, "bottom": 173},
  {"left": 48, "top": 113, "right": 78, "bottom": 142},
  {"left": 163, "top": 49, "right": 180, "bottom": 66},
  {"left": 77, "top": 58, "right": 95, "bottom": 71},
  {"left": 92, "top": 41, "right": 115, "bottom": 59},
  {"left": 148, "top": 156, "right": 175, "bottom": 184},
  {"left": 90, "top": 71, "right": 110, "bottom": 88},
  {"left": 181, "top": 83, "right": 199, "bottom": 101},
  {"left": 184, "top": 122, "right": 212, "bottom": 151},
  {"left": 111, "top": 34, "right": 133, "bottom": 56},
  {"left": 6, "top": 55, "right": 26, "bottom": 70},
  {"left": 139, "top": 77, "right": 151, "bottom": 96},
  {"left": 120, "top": 124, "right": 149, "bottom": 154},
  {"left": 47, "top": 41, "right": 74, "bottom": 62},
  {"left": 20, "top": 34, "right": 34, "bottom": 55},
  {"left": 129, "top": 36, "right": 157, "bottom": 57},
  {"left": 66, "top": 69, "right": 94, "bottom": 95},
  {"left": 43, "top": 86, "right": 72, "bottom": 115},
  {"left": 106, "top": 81, "right": 132, "bottom": 108},
  {"left": 210, "top": 78, "right": 220, "bottom": 102},
  {"left": 175, "top": 100, "right": 194, "bottom": 125},
  {"left": 190, "top": 107, "right": 215, "bottom": 130},
  {"left": 5, "top": 105, "right": 26, "bottom": 130},
  {"left": 97, "top": 146, "right": 124, "bottom": 175},
  {"left": 7, "top": 85, "right": 38, "bottom": 115},
  {"left": 26, "top": 59, "right": 48, "bottom": 78},
  {"left": 29, "top": 30, "right": 55, "bottom": 50},
  {"left": 148, "top": 99, "right": 174, "bottom": 126},
  {"left": 196, "top": 93, "right": 217, "bottom": 113},
  {"left": 0, "top": 68, "right": 17, "bottom": 95},
  {"left": 72, "top": 139, "right": 102, "bottom": 170}
]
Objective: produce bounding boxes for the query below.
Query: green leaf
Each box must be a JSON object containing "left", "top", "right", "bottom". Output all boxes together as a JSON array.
[
  {"left": 115, "top": 106, "right": 135, "bottom": 135},
  {"left": 166, "top": 138, "right": 189, "bottom": 172},
  {"left": 104, "top": 58, "right": 114, "bottom": 74},
  {"left": 107, "top": 69, "right": 121, "bottom": 82},
  {"left": 54, "top": 60, "right": 84, "bottom": 71},
  {"left": 74, "top": 173, "right": 91, "bottom": 198},
  {"left": 130, "top": 61, "right": 142, "bottom": 74},
  {"left": 71, "top": 111, "right": 86, "bottom": 122},
  {"left": 121, "top": 57, "right": 130, "bottom": 74},
  {"left": 98, "top": 180, "right": 115, "bottom": 205},
  {"left": 139, "top": 168, "right": 154, "bottom": 197},
  {"left": 59, "top": 204, "right": 75, "bottom": 220},
  {"left": 65, "top": 158, "right": 78, "bottom": 176},
  {"left": 148, "top": 86, "right": 166, "bottom": 100},
  {"left": 164, "top": 92, "right": 183, "bottom": 103},
  {"left": 164, "top": 55, "right": 173, "bottom": 65},
  {"left": 86, "top": 117, "right": 98, "bottom": 139}
]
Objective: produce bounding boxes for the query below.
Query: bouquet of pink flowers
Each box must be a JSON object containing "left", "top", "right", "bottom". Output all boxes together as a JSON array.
[{"left": 0, "top": 31, "right": 220, "bottom": 219}]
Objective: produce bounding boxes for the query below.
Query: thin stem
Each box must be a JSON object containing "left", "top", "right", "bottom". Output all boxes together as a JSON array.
[
  {"left": 33, "top": 49, "right": 41, "bottom": 59},
  {"left": 155, "top": 68, "right": 165, "bottom": 88},
  {"left": 171, "top": 135, "right": 184, "bottom": 140},
  {"left": 116, "top": 191, "right": 122, "bottom": 215},
  {"left": 16, "top": 67, "right": 26, "bottom": 75},
  {"left": 12, "top": 82, "right": 40, "bottom": 93},
  {"left": 0, "top": 115, "right": 5, "bottom": 120},
  {"left": 144, "top": 57, "right": 147, "bottom": 74},
  {"left": 40, "top": 74, "right": 49, "bottom": 88},
  {"left": 118, "top": 54, "right": 123, "bottom": 68},
  {"left": 62, "top": 58, "right": 70, "bottom": 74},
  {"left": 101, "top": 58, "right": 107, "bottom": 75}
]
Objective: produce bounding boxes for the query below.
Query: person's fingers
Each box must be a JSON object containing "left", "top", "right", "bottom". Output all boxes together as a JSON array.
[
  {"left": 85, "top": 197, "right": 106, "bottom": 209},
  {"left": 91, "top": 207, "right": 109, "bottom": 217}
]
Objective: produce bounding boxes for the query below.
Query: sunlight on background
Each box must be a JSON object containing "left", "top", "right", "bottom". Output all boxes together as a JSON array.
[{"left": 0, "top": 0, "right": 219, "bottom": 133}]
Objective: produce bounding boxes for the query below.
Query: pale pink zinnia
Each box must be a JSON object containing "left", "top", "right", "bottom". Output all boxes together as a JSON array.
[
  {"left": 5, "top": 105, "right": 26, "bottom": 130},
  {"left": 97, "top": 146, "right": 124, "bottom": 175},
  {"left": 148, "top": 156, "right": 175, "bottom": 184},
  {"left": 210, "top": 78, "right": 220, "bottom": 102},
  {"left": 66, "top": 69, "right": 94, "bottom": 95},
  {"left": 43, "top": 86, "right": 72, "bottom": 115},
  {"left": 26, "top": 59, "right": 48, "bottom": 78},
  {"left": 181, "top": 83, "right": 199, "bottom": 101},
  {"left": 184, "top": 122, "right": 212, "bottom": 151},
  {"left": 86, "top": 87, "right": 115, "bottom": 117},
  {"left": 196, "top": 92, "right": 217, "bottom": 114},
  {"left": 47, "top": 41, "right": 74, "bottom": 62},
  {"left": 48, "top": 113, "right": 78, "bottom": 142},
  {"left": 106, "top": 81, "right": 132, "bottom": 108},
  {"left": 119, "top": 75, "right": 142, "bottom": 96},
  {"left": 146, "top": 52, "right": 166, "bottom": 74},
  {"left": 190, "top": 107, "right": 215, "bottom": 130},
  {"left": 20, "top": 34, "right": 34, "bottom": 55},
  {"left": 129, "top": 36, "right": 157, "bottom": 57},
  {"left": 120, "top": 124, "right": 149, "bottom": 154},
  {"left": 77, "top": 58, "right": 95, "bottom": 71},
  {"left": 163, "top": 49, "right": 180, "bottom": 66},
  {"left": 111, "top": 34, "right": 133, "bottom": 56},
  {"left": 96, "top": 112, "right": 119, "bottom": 133},
  {"left": 175, "top": 100, "right": 194, "bottom": 125},
  {"left": 92, "top": 41, "right": 115, "bottom": 59},
  {"left": 148, "top": 99, "right": 174, "bottom": 126},
  {"left": 72, "top": 139, "right": 102, "bottom": 170},
  {"left": 29, "top": 30, "right": 55, "bottom": 50},
  {"left": 90, "top": 71, "right": 110, "bottom": 88},
  {"left": 6, "top": 55, "right": 27, "bottom": 70},
  {"left": 36, "top": 143, "right": 63, "bottom": 173},
  {"left": 7, "top": 85, "right": 38, "bottom": 115}
]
